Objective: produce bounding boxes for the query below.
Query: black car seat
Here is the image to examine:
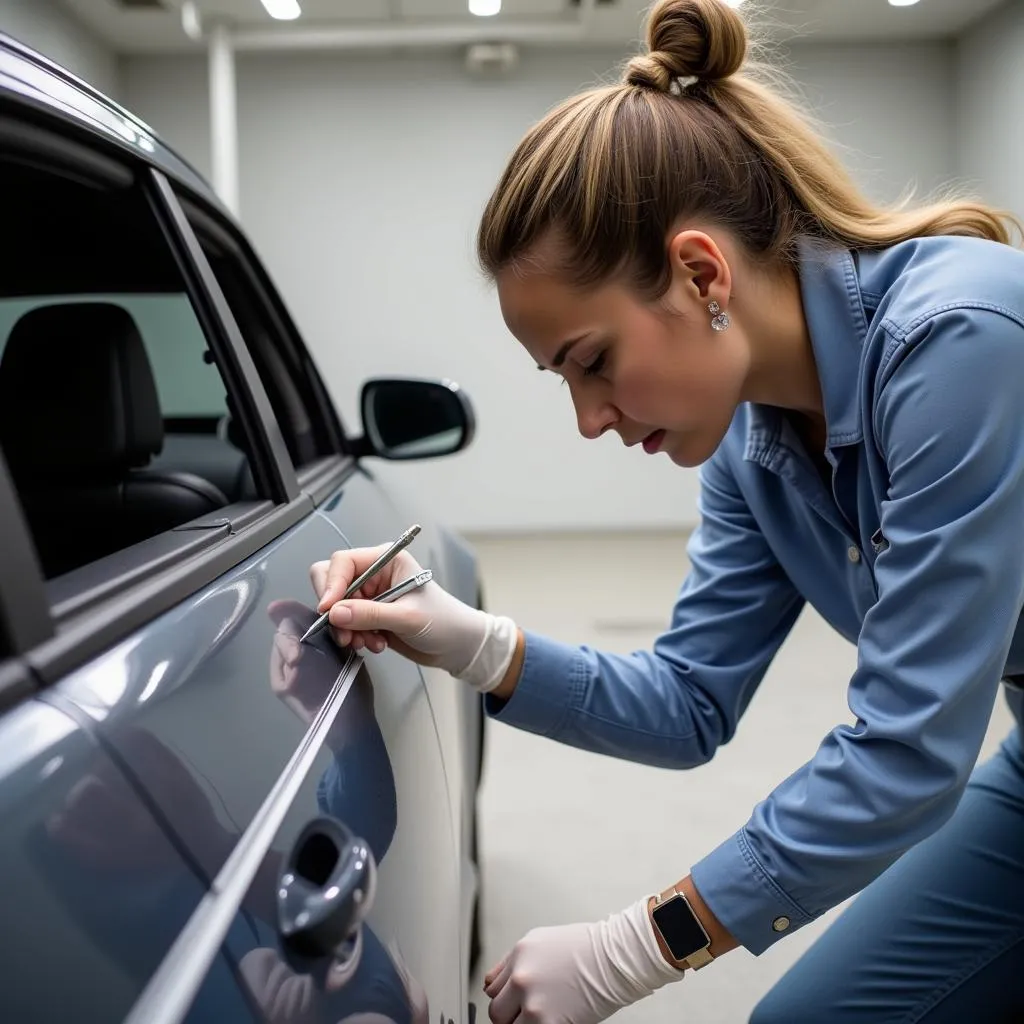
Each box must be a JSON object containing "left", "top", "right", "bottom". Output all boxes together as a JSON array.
[{"left": 0, "top": 302, "right": 229, "bottom": 578}]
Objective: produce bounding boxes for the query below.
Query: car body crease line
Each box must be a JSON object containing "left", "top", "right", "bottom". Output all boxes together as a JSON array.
[{"left": 121, "top": 649, "right": 362, "bottom": 1024}]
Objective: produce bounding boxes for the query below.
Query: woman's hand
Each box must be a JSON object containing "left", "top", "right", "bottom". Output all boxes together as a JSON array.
[
  {"left": 310, "top": 545, "right": 519, "bottom": 693},
  {"left": 484, "top": 899, "right": 684, "bottom": 1024},
  {"left": 267, "top": 600, "right": 337, "bottom": 727}
]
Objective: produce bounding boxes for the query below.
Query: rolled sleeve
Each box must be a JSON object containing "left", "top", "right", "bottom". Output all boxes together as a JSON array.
[
  {"left": 486, "top": 454, "right": 804, "bottom": 770},
  {"left": 693, "top": 307, "right": 1024, "bottom": 954},
  {"left": 484, "top": 629, "right": 586, "bottom": 738}
]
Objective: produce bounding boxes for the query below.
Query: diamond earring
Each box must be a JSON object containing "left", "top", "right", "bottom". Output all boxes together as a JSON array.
[{"left": 708, "top": 300, "right": 730, "bottom": 332}]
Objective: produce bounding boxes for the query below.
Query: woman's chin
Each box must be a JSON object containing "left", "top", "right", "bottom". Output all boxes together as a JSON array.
[{"left": 664, "top": 430, "right": 725, "bottom": 468}]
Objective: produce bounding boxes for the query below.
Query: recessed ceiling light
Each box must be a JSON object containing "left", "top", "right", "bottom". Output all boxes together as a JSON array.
[
  {"left": 261, "top": 0, "right": 301, "bottom": 20},
  {"left": 180, "top": 0, "right": 202, "bottom": 39},
  {"left": 721, "top": 0, "right": 745, "bottom": 7},
  {"left": 887, "top": 0, "right": 921, "bottom": 6},
  {"left": 469, "top": 0, "right": 501, "bottom": 15}
]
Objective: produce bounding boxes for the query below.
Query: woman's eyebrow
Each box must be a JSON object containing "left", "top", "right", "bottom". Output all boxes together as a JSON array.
[{"left": 536, "top": 335, "right": 590, "bottom": 371}]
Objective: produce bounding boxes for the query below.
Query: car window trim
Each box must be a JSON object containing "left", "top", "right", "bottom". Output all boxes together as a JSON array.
[
  {"left": 297, "top": 454, "right": 358, "bottom": 507},
  {"left": 122, "top": 649, "right": 363, "bottom": 1024},
  {"left": 0, "top": 657, "right": 37, "bottom": 715},
  {"left": 47, "top": 520, "right": 233, "bottom": 622},
  {"left": 175, "top": 191, "right": 350, "bottom": 456},
  {"left": 0, "top": 112, "right": 133, "bottom": 188},
  {"left": 0, "top": 448, "right": 51, "bottom": 657},
  {"left": 25, "top": 495, "right": 314, "bottom": 686},
  {"left": 146, "top": 168, "right": 300, "bottom": 505}
]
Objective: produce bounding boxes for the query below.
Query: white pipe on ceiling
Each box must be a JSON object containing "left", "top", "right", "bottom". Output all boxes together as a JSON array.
[{"left": 208, "top": 21, "right": 239, "bottom": 215}]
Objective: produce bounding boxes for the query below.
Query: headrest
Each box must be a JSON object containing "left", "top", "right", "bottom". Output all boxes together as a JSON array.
[{"left": 0, "top": 303, "right": 163, "bottom": 481}]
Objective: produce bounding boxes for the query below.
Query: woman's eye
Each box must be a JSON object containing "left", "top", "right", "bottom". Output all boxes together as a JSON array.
[{"left": 582, "top": 351, "right": 607, "bottom": 377}]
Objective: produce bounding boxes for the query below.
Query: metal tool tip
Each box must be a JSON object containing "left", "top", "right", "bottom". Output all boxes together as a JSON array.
[{"left": 298, "top": 618, "right": 324, "bottom": 644}]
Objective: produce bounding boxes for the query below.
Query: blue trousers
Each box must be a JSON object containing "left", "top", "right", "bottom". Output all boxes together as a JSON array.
[{"left": 751, "top": 724, "right": 1024, "bottom": 1024}]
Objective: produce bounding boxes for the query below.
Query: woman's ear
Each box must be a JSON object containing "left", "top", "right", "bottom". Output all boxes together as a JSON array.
[{"left": 664, "top": 229, "right": 732, "bottom": 315}]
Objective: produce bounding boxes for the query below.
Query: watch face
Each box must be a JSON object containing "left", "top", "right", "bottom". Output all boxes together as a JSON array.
[{"left": 652, "top": 895, "right": 711, "bottom": 961}]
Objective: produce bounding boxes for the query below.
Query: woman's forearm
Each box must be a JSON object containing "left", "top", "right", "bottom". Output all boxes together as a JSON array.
[{"left": 491, "top": 627, "right": 526, "bottom": 701}]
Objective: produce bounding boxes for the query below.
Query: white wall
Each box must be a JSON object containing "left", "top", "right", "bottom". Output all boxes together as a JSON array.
[
  {"left": 0, "top": 0, "right": 119, "bottom": 98},
  {"left": 957, "top": 0, "right": 1024, "bottom": 223},
  {"left": 123, "top": 41, "right": 957, "bottom": 534},
  {"left": 785, "top": 43, "right": 957, "bottom": 205}
]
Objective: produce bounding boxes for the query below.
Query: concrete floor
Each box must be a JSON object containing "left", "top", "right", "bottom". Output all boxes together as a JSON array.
[{"left": 465, "top": 531, "right": 1017, "bottom": 1024}]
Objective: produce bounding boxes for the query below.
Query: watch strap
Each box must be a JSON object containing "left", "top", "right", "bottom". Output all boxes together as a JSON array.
[{"left": 683, "top": 945, "right": 713, "bottom": 970}]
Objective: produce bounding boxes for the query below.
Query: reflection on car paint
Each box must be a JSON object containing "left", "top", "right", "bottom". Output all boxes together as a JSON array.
[
  {"left": 48, "top": 587, "right": 431, "bottom": 1023},
  {"left": 59, "top": 565, "right": 269, "bottom": 724},
  {"left": 0, "top": 700, "right": 252, "bottom": 1022},
  {"left": 235, "top": 604, "right": 429, "bottom": 1024},
  {"left": 29, "top": 614, "right": 431, "bottom": 1024},
  {"left": 0, "top": 49, "right": 158, "bottom": 155}
]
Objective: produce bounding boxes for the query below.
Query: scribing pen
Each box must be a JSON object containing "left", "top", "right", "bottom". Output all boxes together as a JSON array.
[{"left": 300, "top": 524, "right": 421, "bottom": 644}]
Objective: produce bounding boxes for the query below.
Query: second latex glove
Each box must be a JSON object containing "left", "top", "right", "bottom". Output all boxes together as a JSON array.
[
  {"left": 484, "top": 898, "right": 685, "bottom": 1024},
  {"left": 311, "top": 547, "right": 518, "bottom": 694}
]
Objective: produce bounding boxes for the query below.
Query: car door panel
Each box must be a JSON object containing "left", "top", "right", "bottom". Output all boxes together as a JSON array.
[
  {"left": 53, "top": 506, "right": 462, "bottom": 1023},
  {"left": 314, "top": 478, "right": 468, "bottom": 1019},
  {"left": 119, "top": 627, "right": 460, "bottom": 1024},
  {"left": 219, "top": 656, "right": 459, "bottom": 1024},
  {"left": 315, "top": 471, "right": 477, "bottom": 978},
  {"left": 52, "top": 510, "right": 351, "bottom": 884},
  {"left": 0, "top": 696, "right": 254, "bottom": 1023}
]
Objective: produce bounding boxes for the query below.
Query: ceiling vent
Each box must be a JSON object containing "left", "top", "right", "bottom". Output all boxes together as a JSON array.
[
  {"left": 465, "top": 42, "right": 520, "bottom": 77},
  {"left": 115, "top": 0, "right": 166, "bottom": 9}
]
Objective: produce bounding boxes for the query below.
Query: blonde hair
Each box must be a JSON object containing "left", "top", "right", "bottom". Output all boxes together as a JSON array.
[{"left": 477, "top": 0, "right": 1019, "bottom": 295}]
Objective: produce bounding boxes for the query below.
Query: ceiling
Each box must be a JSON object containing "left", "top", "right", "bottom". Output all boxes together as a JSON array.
[{"left": 57, "top": 0, "right": 1008, "bottom": 53}]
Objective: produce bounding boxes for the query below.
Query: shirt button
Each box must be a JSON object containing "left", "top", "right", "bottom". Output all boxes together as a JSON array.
[
  {"left": 847, "top": 546, "right": 861, "bottom": 564},
  {"left": 772, "top": 916, "right": 791, "bottom": 932}
]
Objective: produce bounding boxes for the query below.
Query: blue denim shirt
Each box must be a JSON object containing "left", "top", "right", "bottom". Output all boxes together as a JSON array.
[{"left": 487, "top": 234, "right": 1024, "bottom": 955}]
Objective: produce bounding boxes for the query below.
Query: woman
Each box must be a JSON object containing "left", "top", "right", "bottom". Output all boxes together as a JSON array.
[{"left": 311, "top": 0, "right": 1024, "bottom": 1020}]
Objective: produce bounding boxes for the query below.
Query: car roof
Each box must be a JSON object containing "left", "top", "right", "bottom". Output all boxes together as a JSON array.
[{"left": 0, "top": 31, "right": 226, "bottom": 215}]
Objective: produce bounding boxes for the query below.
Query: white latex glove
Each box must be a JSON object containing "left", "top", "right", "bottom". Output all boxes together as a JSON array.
[
  {"left": 310, "top": 546, "right": 518, "bottom": 694},
  {"left": 484, "top": 898, "right": 684, "bottom": 1024}
]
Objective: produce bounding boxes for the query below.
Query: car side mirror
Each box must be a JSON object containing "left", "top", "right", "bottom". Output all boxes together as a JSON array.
[{"left": 352, "top": 378, "right": 476, "bottom": 461}]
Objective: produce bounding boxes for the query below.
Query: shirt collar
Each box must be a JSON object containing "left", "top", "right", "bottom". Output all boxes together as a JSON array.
[{"left": 746, "top": 237, "right": 869, "bottom": 460}]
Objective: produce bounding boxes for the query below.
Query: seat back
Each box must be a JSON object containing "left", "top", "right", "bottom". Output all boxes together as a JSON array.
[{"left": 0, "top": 302, "right": 227, "bottom": 578}]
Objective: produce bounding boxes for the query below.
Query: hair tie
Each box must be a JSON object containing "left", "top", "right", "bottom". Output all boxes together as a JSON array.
[{"left": 669, "top": 74, "right": 699, "bottom": 96}]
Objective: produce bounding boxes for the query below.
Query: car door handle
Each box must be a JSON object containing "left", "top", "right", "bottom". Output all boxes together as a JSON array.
[{"left": 277, "top": 815, "right": 377, "bottom": 959}]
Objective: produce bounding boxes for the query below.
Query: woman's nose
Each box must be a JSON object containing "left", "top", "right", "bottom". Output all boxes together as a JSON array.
[{"left": 574, "top": 394, "right": 618, "bottom": 440}]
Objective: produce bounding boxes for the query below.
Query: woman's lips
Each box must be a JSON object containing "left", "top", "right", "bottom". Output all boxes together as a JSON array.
[{"left": 642, "top": 429, "right": 666, "bottom": 454}]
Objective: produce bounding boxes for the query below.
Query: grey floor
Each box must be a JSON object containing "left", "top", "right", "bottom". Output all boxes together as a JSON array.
[{"left": 465, "top": 531, "right": 1016, "bottom": 1024}]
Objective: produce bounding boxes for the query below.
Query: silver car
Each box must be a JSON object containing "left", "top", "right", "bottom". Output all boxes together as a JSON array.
[{"left": 0, "top": 31, "right": 485, "bottom": 1024}]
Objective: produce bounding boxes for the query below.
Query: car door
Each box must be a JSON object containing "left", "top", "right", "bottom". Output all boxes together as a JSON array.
[
  {"left": 0, "top": 91, "right": 463, "bottom": 1024},
  {"left": 54, "top": 514, "right": 460, "bottom": 1024}
]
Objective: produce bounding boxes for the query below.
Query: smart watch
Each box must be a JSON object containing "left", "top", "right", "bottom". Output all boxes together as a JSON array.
[{"left": 650, "top": 888, "right": 713, "bottom": 970}]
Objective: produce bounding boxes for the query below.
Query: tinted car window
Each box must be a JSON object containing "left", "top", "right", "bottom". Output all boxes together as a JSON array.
[
  {"left": 0, "top": 157, "right": 257, "bottom": 579},
  {"left": 0, "top": 294, "right": 227, "bottom": 417}
]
